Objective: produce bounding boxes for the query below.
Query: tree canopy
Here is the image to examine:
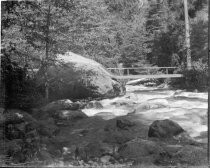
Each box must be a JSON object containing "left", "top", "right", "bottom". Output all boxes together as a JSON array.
[
  {"left": 1, "top": 0, "right": 208, "bottom": 68},
  {"left": 1, "top": 0, "right": 208, "bottom": 104}
]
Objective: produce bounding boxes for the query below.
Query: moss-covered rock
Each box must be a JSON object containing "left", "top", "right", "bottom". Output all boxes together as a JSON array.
[{"left": 148, "top": 119, "right": 184, "bottom": 139}]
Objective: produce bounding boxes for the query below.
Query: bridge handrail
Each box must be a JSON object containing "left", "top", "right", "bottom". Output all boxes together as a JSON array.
[
  {"left": 113, "top": 74, "right": 183, "bottom": 79},
  {"left": 107, "top": 66, "right": 179, "bottom": 76},
  {"left": 107, "top": 67, "right": 178, "bottom": 70}
]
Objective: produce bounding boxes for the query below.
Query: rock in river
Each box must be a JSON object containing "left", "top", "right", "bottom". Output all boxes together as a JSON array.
[
  {"left": 85, "top": 101, "right": 103, "bottom": 109},
  {"left": 94, "top": 112, "right": 116, "bottom": 120}
]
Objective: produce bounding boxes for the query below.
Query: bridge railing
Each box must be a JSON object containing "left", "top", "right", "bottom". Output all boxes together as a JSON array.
[{"left": 107, "top": 67, "right": 179, "bottom": 76}]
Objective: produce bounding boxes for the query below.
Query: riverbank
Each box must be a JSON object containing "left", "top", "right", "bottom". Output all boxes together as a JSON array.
[{"left": 0, "top": 85, "right": 207, "bottom": 167}]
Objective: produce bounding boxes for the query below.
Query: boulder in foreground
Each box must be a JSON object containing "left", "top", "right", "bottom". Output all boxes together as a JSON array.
[
  {"left": 118, "top": 138, "right": 164, "bottom": 164},
  {"left": 53, "top": 110, "right": 88, "bottom": 121},
  {"left": 148, "top": 119, "right": 184, "bottom": 139},
  {"left": 41, "top": 99, "right": 78, "bottom": 112}
]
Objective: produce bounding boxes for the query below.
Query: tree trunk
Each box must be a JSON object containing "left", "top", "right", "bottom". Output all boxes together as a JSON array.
[
  {"left": 44, "top": 4, "right": 51, "bottom": 101},
  {"left": 45, "top": 77, "right": 49, "bottom": 101},
  {"left": 207, "top": 0, "right": 210, "bottom": 164},
  {"left": 0, "top": 69, "right": 6, "bottom": 110},
  {"left": 183, "top": 0, "right": 192, "bottom": 70}
]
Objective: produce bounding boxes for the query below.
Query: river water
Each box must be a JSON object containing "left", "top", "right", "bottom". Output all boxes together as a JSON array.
[{"left": 82, "top": 85, "right": 208, "bottom": 143}]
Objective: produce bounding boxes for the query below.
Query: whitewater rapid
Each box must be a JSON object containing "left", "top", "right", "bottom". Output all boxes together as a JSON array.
[{"left": 82, "top": 85, "right": 208, "bottom": 143}]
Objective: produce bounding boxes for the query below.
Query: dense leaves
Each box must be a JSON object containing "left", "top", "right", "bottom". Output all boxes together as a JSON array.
[
  {"left": 1, "top": 0, "right": 152, "bottom": 68},
  {"left": 146, "top": 0, "right": 207, "bottom": 67},
  {"left": 1, "top": 54, "right": 46, "bottom": 110},
  {"left": 1, "top": 1, "right": 208, "bottom": 165},
  {"left": 2, "top": 0, "right": 207, "bottom": 68},
  {"left": 1, "top": 0, "right": 208, "bottom": 100},
  {"left": 170, "top": 59, "right": 208, "bottom": 91}
]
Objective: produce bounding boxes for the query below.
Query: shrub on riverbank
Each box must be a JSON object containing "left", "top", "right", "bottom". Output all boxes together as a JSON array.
[
  {"left": 170, "top": 60, "right": 208, "bottom": 91},
  {"left": 1, "top": 55, "right": 46, "bottom": 110}
]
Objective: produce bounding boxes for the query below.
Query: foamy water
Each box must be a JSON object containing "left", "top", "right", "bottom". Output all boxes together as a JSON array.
[{"left": 82, "top": 85, "right": 208, "bottom": 142}]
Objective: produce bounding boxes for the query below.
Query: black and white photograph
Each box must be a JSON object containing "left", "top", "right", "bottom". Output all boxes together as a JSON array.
[{"left": 0, "top": 0, "right": 209, "bottom": 167}]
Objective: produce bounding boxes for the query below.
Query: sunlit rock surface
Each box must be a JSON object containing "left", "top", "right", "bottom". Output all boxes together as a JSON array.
[{"left": 37, "top": 52, "right": 125, "bottom": 100}]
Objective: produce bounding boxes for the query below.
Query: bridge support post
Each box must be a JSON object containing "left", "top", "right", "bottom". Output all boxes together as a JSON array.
[
  {"left": 117, "top": 63, "right": 123, "bottom": 76},
  {"left": 127, "top": 69, "right": 129, "bottom": 75}
]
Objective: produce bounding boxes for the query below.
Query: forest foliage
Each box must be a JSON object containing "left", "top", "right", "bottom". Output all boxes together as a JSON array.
[
  {"left": 1, "top": 0, "right": 207, "bottom": 68},
  {"left": 0, "top": 1, "right": 208, "bottom": 165},
  {"left": 1, "top": 0, "right": 208, "bottom": 105}
]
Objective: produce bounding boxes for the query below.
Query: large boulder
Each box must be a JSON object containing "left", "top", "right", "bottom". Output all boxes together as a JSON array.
[
  {"left": 148, "top": 119, "right": 184, "bottom": 139},
  {"left": 52, "top": 110, "right": 88, "bottom": 121},
  {"left": 38, "top": 52, "right": 125, "bottom": 100},
  {"left": 37, "top": 118, "right": 59, "bottom": 137},
  {"left": 85, "top": 101, "right": 103, "bottom": 109},
  {"left": 172, "top": 145, "right": 207, "bottom": 165},
  {"left": 1, "top": 109, "right": 58, "bottom": 140},
  {"left": 116, "top": 119, "right": 135, "bottom": 130},
  {"left": 157, "top": 144, "right": 207, "bottom": 166},
  {"left": 94, "top": 112, "right": 116, "bottom": 120},
  {"left": 41, "top": 99, "right": 78, "bottom": 112},
  {"left": 0, "top": 109, "right": 36, "bottom": 127},
  {"left": 75, "top": 141, "right": 114, "bottom": 161},
  {"left": 118, "top": 138, "right": 164, "bottom": 164},
  {"left": 134, "top": 99, "right": 168, "bottom": 112},
  {"left": 103, "top": 119, "right": 136, "bottom": 145}
]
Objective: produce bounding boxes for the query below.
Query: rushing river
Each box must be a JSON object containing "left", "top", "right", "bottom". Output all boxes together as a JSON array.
[{"left": 82, "top": 85, "right": 208, "bottom": 143}]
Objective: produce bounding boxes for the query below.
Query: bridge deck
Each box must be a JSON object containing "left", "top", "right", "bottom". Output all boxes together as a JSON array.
[{"left": 112, "top": 74, "right": 183, "bottom": 79}]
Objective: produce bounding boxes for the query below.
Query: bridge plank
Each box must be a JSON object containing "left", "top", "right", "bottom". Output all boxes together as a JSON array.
[{"left": 111, "top": 74, "right": 183, "bottom": 79}]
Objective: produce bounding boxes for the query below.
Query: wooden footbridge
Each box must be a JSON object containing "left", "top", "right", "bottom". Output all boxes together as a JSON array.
[{"left": 107, "top": 67, "right": 183, "bottom": 80}]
